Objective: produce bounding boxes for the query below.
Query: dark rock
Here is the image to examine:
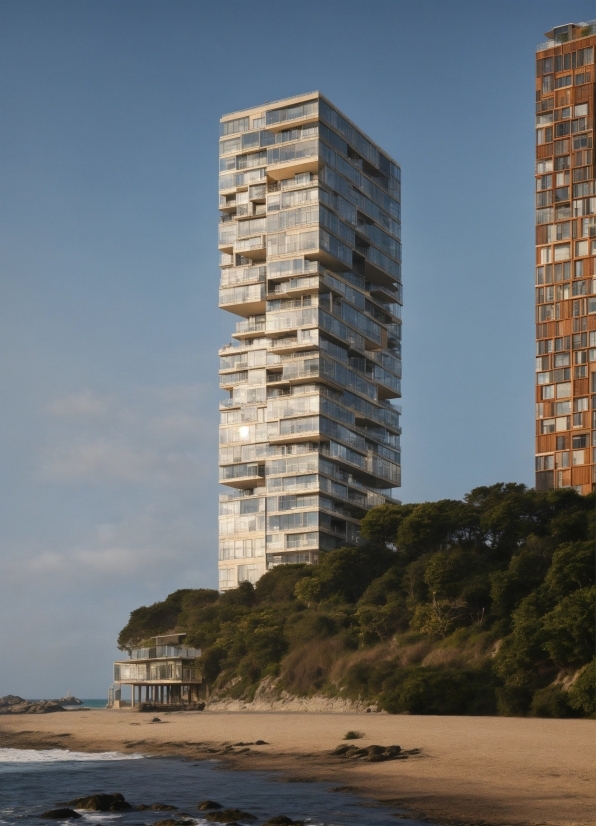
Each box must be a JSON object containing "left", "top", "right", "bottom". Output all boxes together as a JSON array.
[
  {"left": 198, "top": 801, "right": 223, "bottom": 811},
  {"left": 254, "top": 740, "right": 268, "bottom": 745},
  {"left": 0, "top": 698, "right": 66, "bottom": 715},
  {"left": 39, "top": 809, "right": 81, "bottom": 820},
  {"left": 0, "top": 695, "right": 26, "bottom": 707},
  {"left": 66, "top": 794, "right": 132, "bottom": 812},
  {"left": 263, "top": 817, "right": 304, "bottom": 826},
  {"left": 150, "top": 717, "right": 162, "bottom": 723},
  {"left": 365, "top": 707, "right": 371, "bottom": 713},
  {"left": 197, "top": 702, "right": 206, "bottom": 711},
  {"left": 331, "top": 743, "right": 404, "bottom": 762},
  {"left": 137, "top": 804, "right": 178, "bottom": 811},
  {"left": 153, "top": 820, "right": 195, "bottom": 826},
  {"left": 204, "top": 809, "right": 257, "bottom": 823},
  {"left": 54, "top": 696, "right": 83, "bottom": 706}
]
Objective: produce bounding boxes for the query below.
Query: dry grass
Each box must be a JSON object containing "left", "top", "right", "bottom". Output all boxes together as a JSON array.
[
  {"left": 396, "top": 638, "right": 436, "bottom": 666},
  {"left": 280, "top": 637, "right": 348, "bottom": 694}
]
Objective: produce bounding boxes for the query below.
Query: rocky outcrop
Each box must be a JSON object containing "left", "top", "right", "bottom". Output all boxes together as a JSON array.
[
  {"left": 0, "top": 696, "right": 65, "bottom": 714},
  {"left": 331, "top": 743, "right": 421, "bottom": 762},
  {"left": 198, "top": 801, "right": 223, "bottom": 811},
  {"left": 66, "top": 794, "right": 131, "bottom": 812},
  {"left": 204, "top": 809, "right": 257, "bottom": 823},
  {"left": 206, "top": 678, "right": 373, "bottom": 713}
]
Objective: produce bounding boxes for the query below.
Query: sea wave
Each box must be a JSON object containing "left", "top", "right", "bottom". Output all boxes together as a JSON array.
[{"left": 0, "top": 748, "right": 144, "bottom": 763}]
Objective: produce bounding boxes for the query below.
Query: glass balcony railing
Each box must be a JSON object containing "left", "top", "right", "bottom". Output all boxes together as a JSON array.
[
  {"left": 219, "top": 284, "right": 265, "bottom": 306},
  {"left": 129, "top": 645, "right": 201, "bottom": 660},
  {"left": 272, "top": 276, "right": 320, "bottom": 295},
  {"left": 235, "top": 235, "right": 266, "bottom": 252},
  {"left": 235, "top": 317, "right": 266, "bottom": 335},
  {"left": 219, "top": 265, "right": 266, "bottom": 288}
]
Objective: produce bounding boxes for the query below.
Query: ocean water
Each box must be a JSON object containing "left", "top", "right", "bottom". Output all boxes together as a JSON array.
[
  {"left": 76, "top": 701, "right": 108, "bottom": 709},
  {"left": 0, "top": 748, "right": 431, "bottom": 826}
]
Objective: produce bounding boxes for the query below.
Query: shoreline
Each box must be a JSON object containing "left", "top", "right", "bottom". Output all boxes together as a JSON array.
[{"left": 0, "top": 709, "right": 594, "bottom": 826}]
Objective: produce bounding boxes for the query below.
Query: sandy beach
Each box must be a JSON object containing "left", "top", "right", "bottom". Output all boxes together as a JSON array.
[{"left": 0, "top": 709, "right": 593, "bottom": 826}]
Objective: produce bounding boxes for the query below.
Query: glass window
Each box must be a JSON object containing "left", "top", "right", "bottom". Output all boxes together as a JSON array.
[
  {"left": 220, "top": 117, "right": 249, "bottom": 137},
  {"left": 556, "top": 381, "right": 571, "bottom": 397},
  {"left": 554, "top": 243, "right": 571, "bottom": 260}
]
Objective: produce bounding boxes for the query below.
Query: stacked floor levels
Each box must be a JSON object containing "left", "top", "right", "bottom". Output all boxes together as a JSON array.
[
  {"left": 218, "top": 92, "right": 402, "bottom": 590},
  {"left": 535, "top": 23, "right": 596, "bottom": 493}
]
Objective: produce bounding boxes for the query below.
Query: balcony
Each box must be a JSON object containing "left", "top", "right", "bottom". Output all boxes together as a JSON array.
[
  {"left": 266, "top": 140, "right": 320, "bottom": 181},
  {"left": 220, "top": 462, "right": 266, "bottom": 489},
  {"left": 219, "top": 283, "right": 266, "bottom": 317},
  {"left": 220, "top": 265, "right": 266, "bottom": 289},
  {"left": 234, "top": 235, "right": 266, "bottom": 261},
  {"left": 270, "top": 275, "right": 320, "bottom": 297},
  {"left": 114, "top": 662, "right": 202, "bottom": 684},
  {"left": 130, "top": 645, "right": 201, "bottom": 660},
  {"left": 219, "top": 397, "right": 240, "bottom": 410},
  {"left": 233, "top": 317, "right": 266, "bottom": 339},
  {"left": 219, "top": 372, "right": 248, "bottom": 390}
]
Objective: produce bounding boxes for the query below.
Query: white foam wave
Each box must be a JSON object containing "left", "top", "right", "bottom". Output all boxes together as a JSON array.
[{"left": 0, "top": 748, "right": 144, "bottom": 763}]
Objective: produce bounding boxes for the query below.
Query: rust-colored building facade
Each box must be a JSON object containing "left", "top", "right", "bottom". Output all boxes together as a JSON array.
[{"left": 535, "top": 22, "right": 596, "bottom": 494}]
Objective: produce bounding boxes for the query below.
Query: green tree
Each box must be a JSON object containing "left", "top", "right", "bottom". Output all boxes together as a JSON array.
[
  {"left": 117, "top": 589, "right": 194, "bottom": 650},
  {"left": 568, "top": 660, "right": 596, "bottom": 717}
]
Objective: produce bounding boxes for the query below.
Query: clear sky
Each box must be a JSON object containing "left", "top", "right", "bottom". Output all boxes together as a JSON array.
[{"left": 1, "top": 0, "right": 593, "bottom": 698}]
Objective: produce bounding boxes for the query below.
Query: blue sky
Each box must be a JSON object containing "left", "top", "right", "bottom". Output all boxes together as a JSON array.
[{"left": 1, "top": 0, "right": 593, "bottom": 697}]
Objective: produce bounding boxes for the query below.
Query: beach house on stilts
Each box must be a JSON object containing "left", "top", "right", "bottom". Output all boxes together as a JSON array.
[{"left": 108, "top": 633, "right": 206, "bottom": 709}]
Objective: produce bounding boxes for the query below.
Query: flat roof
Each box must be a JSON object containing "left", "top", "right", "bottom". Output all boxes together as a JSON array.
[{"left": 220, "top": 91, "right": 400, "bottom": 169}]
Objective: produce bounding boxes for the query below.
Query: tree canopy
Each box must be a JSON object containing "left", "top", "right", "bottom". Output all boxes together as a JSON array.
[{"left": 117, "top": 484, "right": 595, "bottom": 717}]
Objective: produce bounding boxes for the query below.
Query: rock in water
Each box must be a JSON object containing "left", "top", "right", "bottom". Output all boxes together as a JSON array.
[
  {"left": 66, "top": 794, "right": 131, "bottom": 812},
  {"left": 204, "top": 810, "right": 257, "bottom": 823},
  {"left": 39, "top": 809, "right": 81, "bottom": 819},
  {"left": 137, "top": 804, "right": 178, "bottom": 811},
  {"left": 198, "top": 801, "right": 223, "bottom": 811},
  {"left": 153, "top": 820, "right": 195, "bottom": 826},
  {"left": 263, "top": 818, "right": 304, "bottom": 826}
]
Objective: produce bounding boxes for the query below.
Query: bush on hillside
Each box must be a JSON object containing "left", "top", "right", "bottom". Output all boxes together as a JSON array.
[{"left": 116, "top": 484, "right": 595, "bottom": 717}]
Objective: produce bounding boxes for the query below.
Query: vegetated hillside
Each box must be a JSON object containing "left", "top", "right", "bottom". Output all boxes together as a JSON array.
[{"left": 118, "top": 484, "right": 595, "bottom": 717}]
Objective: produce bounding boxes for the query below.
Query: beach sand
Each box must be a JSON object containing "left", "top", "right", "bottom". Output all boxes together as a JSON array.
[{"left": 0, "top": 709, "right": 593, "bottom": 826}]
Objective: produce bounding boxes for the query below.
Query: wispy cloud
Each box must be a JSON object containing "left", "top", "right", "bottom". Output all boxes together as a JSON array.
[{"left": 38, "top": 385, "right": 213, "bottom": 486}]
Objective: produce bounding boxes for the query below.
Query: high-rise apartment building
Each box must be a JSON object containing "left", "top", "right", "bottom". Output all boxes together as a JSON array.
[
  {"left": 217, "top": 93, "right": 402, "bottom": 590},
  {"left": 535, "top": 24, "right": 596, "bottom": 495}
]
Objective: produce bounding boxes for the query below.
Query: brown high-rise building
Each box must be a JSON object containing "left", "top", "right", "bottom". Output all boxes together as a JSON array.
[{"left": 535, "top": 22, "right": 596, "bottom": 494}]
